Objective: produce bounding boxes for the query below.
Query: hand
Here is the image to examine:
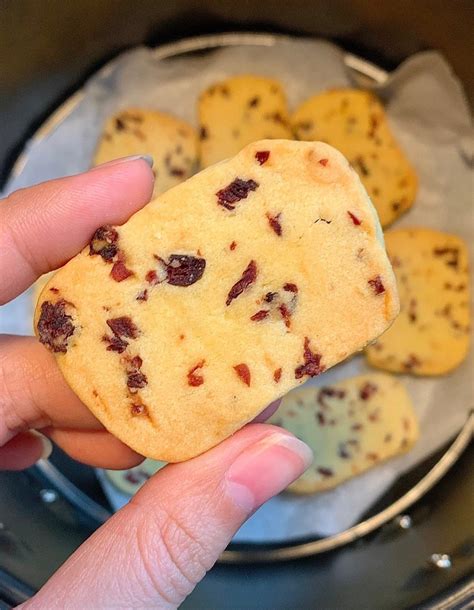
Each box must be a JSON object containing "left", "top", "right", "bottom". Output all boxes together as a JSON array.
[{"left": 0, "top": 158, "right": 312, "bottom": 609}]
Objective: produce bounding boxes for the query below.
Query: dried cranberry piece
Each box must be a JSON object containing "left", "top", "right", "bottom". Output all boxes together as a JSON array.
[
  {"left": 229, "top": 241, "right": 237, "bottom": 251},
  {"left": 187, "top": 360, "right": 205, "bottom": 387},
  {"left": 264, "top": 291, "right": 278, "bottom": 303},
  {"left": 267, "top": 213, "right": 282, "bottom": 236},
  {"left": 145, "top": 270, "right": 159, "bottom": 285},
  {"left": 317, "top": 467, "right": 334, "bottom": 478},
  {"left": 127, "top": 371, "right": 148, "bottom": 389},
  {"left": 130, "top": 403, "right": 148, "bottom": 416},
  {"left": 433, "top": 246, "right": 459, "bottom": 269},
  {"left": 255, "top": 150, "right": 270, "bottom": 165},
  {"left": 234, "top": 363, "right": 251, "bottom": 386},
  {"left": 319, "top": 158, "right": 329, "bottom": 167},
  {"left": 295, "top": 337, "right": 325, "bottom": 379},
  {"left": 283, "top": 283, "right": 298, "bottom": 293},
  {"left": 316, "top": 412, "right": 326, "bottom": 426},
  {"left": 216, "top": 178, "right": 259, "bottom": 211},
  {"left": 49, "top": 287, "right": 59, "bottom": 294},
  {"left": 103, "top": 334, "right": 128, "bottom": 353},
  {"left": 169, "top": 167, "right": 185, "bottom": 177},
  {"left": 111, "top": 261, "right": 134, "bottom": 282},
  {"left": 107, "top": 317, "right": 139, "bottom": 339},
  {"left": 347, "top": 211, "right": 362, "bottom": 225},
  {"left": 403, "top": 354, "right": 421, "bottom": 370},
  {"left": 250, "top": 309, "right": 269, "bottom": 321},
  {"left": 317, "top": 387, "right": 346, "bottom": 409},
  {"left": 136, "top": 289, "right": 148, "bottom": 302},
  {"left": 37, "top": 300, "right": 75, "bottom": 353},
  {"left": 279, "top": 304, "right": 291, "bottom": 328},
  {"left": 226, "top": 260, "right": 257, "bottom": 306},
  {"left": 199, "top": 126, "right": 208, "bottom": 140},
  {"left": 273, "top": 368, "right": 282, "bottom": 383},
  {"left": 166, "top": 254, "right": 206, "bottom": 286},
  {"left": 89, "top": 225, "right": 119, "bottom": 261},
  {"left": 353, "top": 155, "right": 370, "bottom": 176},
  {"left": 248, "top": 96, "right": 260, "bottom": 108},
  {"left": 359, "top": 382, "right": 377, "bottom": 401},
  {"left": 366, "top": 452, "right": 379, "bottom": 462},
  {"left": 368, "top": 275, "right": 385, "bottom": 295}
]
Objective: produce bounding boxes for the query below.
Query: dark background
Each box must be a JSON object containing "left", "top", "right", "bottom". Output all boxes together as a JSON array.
[{"left": 1, "top": 0, "right": 473, "bottom": 186}]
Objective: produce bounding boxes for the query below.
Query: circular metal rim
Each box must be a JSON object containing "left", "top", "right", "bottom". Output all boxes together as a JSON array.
[{"left": 15, "top": 31, "right": 471, "bottom": 563}]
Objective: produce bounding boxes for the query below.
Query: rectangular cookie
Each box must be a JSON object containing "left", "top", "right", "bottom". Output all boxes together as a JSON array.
[
  {"left": 94, "top": 108, "right": 198, "bottom": 196},
  {"left": 35, "top": 139, "right": 399, "bottom": 462},
  {"left": 270, "top": 373, "right": 419, "bottom": 494},
  {"left": 366, "top": 228, "right": 470, "bottom": 375},
  {"left": 291, "top": 89, "right": 418, "bottom": 227},
  {"left": 198, "top": 75, "right": 292, "bottom": 167}
]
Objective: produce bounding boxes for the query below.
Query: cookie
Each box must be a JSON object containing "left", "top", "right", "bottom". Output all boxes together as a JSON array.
[
  {"left": 291, "top": 89, "right": 418, "bottom": 227},
  {"left": 105, "top": 459, "right": 165, "bottom": 496},
  {"left": 270, "top": 373, "right": 419, "bottom": 494},
  {"left": 94, "top": 108, "right": 198, "bottom": 196},
  {"left": 366, "top": 228, "right": 470, "bottom": 375},
  {"left": 34, "top": 139, "right": 399, "bottom": 462},
  {"left": 198, "top": 75, "right": 292, "bottom": 167}
]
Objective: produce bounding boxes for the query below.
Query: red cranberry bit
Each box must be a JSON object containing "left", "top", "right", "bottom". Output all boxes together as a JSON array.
[
  {"left": 115, "top": 117, "right": 126, "bottom": 131},
  {"left": 130, "top": 403, "right": 147, "bottom": 416},
  {"left": 199, "top": 126, "right": 208, "bottom": 140},
  {"left": 433, "top": 246, "right": 459, "bottom": 269},
  {"left": 226, "top": 260, "right": 257, "bottom": 306},
  {"left": 279, "top": 304, "right": 291, "bottom": 328},
  {"left": 359, "top": 382, "right": 378, "bottom": 401},
  {"left": 248, "top": 96, "right": 260, "bottom": 108},
  {"left": 255, "top": 150, "right": 270, "bottom": 165},
  {"left": 368, "top": 275, "right": 385, "bottom": 295},
  {"left": 229, "top": 241, "right": 237, "bottom": 251},
  {"left": 273, "top": 368, "right": 282, "bottom": 383},
  {"left": 166, "top": 254, "right": 206, "bottom": 287},
  {"left": 295, "top": 337, "right": 325, "bottom": 379},
  {"left": 403, "top": 354, "right": 421, "bottom": 370},
  {"left": 318, "top": 158, "right": 329, "bottom": 167},
  {"left": 187, "top": 360, "right": 205, "bottom": 387},
  {"left": 264, "top": 291, "right": 278, "bottom": 303},
  {"left": 136, "top": 289, "right": 148, "bottom": 302},
  {"left": 107, "top": 317, "right": 139, "bottom": 339},
  {"left": 37, "top": 300, "right": 75, "bottom": 353},
  {"left": 283, "top": 283, "right": 298, "bottom": 293},
  {"left": 169, "top": 167, "right": 185, "bottom": 177},
  {"left": 127, "top": 371, "right": 148, "bottom": 389},
  {"left": 347, "top": 211, "right": 362, "bottom": 226},
  {"left": 317, "top": 387, "right": 346, "bottom": 409},
  {"left": 216, "top": 178, "right": 259, "bottom": 211},
  {"left": 103, "top": 334, "right": 128, "bottom": 353},
  {"left": 111, "top": 261, "right": 134, "bottom": 282},
  {"left": 266, "top": 213, "right": 282, "bottom": 236},
  {"left": 129, "top": 355, "right": 143, "bottom": 369},
  {"left": 316, "top": 412, "right": 326, "bottom": 426},
  {"left": 317, "top": 467, "right": 334, "bottom": 478},
  {"left": 234, "top": 363, "right": 251, "bottom": 386},
  {"left": 49, "top": 287, "right": 59, "bottom": 294},
  {"left": 353, "top": 155, "right": 370, "bottom": 176},
  {"left": 250, "top": 309, "right": 269, "bottom": 322},
  {"left": 146, "top": 270, "right": 159, "bottom": 285},
  {"left": 89, "top": 226, "right": 119, "bottom": 261}
]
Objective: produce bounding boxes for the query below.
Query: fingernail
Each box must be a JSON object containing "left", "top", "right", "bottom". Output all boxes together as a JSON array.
[
  {"left": 30, "top": 430, "right": 53, "bottom": 461},
  {"left": 92, "top": 154, "right": 154, "bottom": 170},
  {"left": 226, "top": 432, "right": 313, "bottom": 512}
]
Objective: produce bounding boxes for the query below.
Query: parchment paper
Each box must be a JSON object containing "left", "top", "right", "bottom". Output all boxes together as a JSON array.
[{"left": 1, "top": 38, "right": 472, "bottom": 541}]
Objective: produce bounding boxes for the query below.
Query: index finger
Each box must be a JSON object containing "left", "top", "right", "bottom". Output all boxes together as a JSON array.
[{"left": 0, "top": 156, "right": 154, "bottom": 304}]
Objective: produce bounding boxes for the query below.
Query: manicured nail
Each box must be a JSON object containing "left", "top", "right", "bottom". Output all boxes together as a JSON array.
[
  {"left": 92, "top": 154, "right": 154, "bottom": 170},
  {"left": 30, "top": 430, "right": 53, "bottom": 461},
  {"left": 226, "top": 432, "right": 313, "bottom": 512},
  {"left": 252, "top": 399, "right": 282, "bottom": 423}
]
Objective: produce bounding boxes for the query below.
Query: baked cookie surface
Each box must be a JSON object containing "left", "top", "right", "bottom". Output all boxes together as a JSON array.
[
  {"left": 270, "top": 373, "right": 419, "bottom": 494},
  {"left": 291, "top": 89, "right": 418, "bottom": 227},
  {"left": 35, "top": 140, "right": 398, "bottom": 462},
  {"left": 94, "top": 108, "right": 198, "bottom": 196},
  {"left": 198, "top": 75, "right": 292, "bottom": 167},
  {"left": 366, "top": 228, "right": 471, "bottom": 375}
]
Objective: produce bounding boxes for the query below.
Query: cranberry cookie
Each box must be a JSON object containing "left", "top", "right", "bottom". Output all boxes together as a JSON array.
[{"left": 35, "top": 140, "right": 399, "bottom": 462}]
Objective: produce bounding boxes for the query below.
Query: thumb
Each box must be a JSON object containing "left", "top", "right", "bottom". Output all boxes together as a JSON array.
[{"left": 22, "top": 424, "right": 312, "bottom": 609}]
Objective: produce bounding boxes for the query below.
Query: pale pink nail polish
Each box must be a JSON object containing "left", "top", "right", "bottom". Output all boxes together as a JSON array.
[
  {"left": 91, "top": 154, "right": 154, "bottom": 170},
  {"left": 226, "top": 433, "right": 313, "bottom": 512}
]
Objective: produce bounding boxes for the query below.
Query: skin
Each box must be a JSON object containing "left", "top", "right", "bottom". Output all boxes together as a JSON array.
[{"left": 0, "top": 157, "right": 312, "bottom": 609}]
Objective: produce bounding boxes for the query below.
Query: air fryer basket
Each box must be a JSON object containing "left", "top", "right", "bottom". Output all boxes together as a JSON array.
[{"left": 0, "top": 3, "right": 472, "bottom": 609}]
